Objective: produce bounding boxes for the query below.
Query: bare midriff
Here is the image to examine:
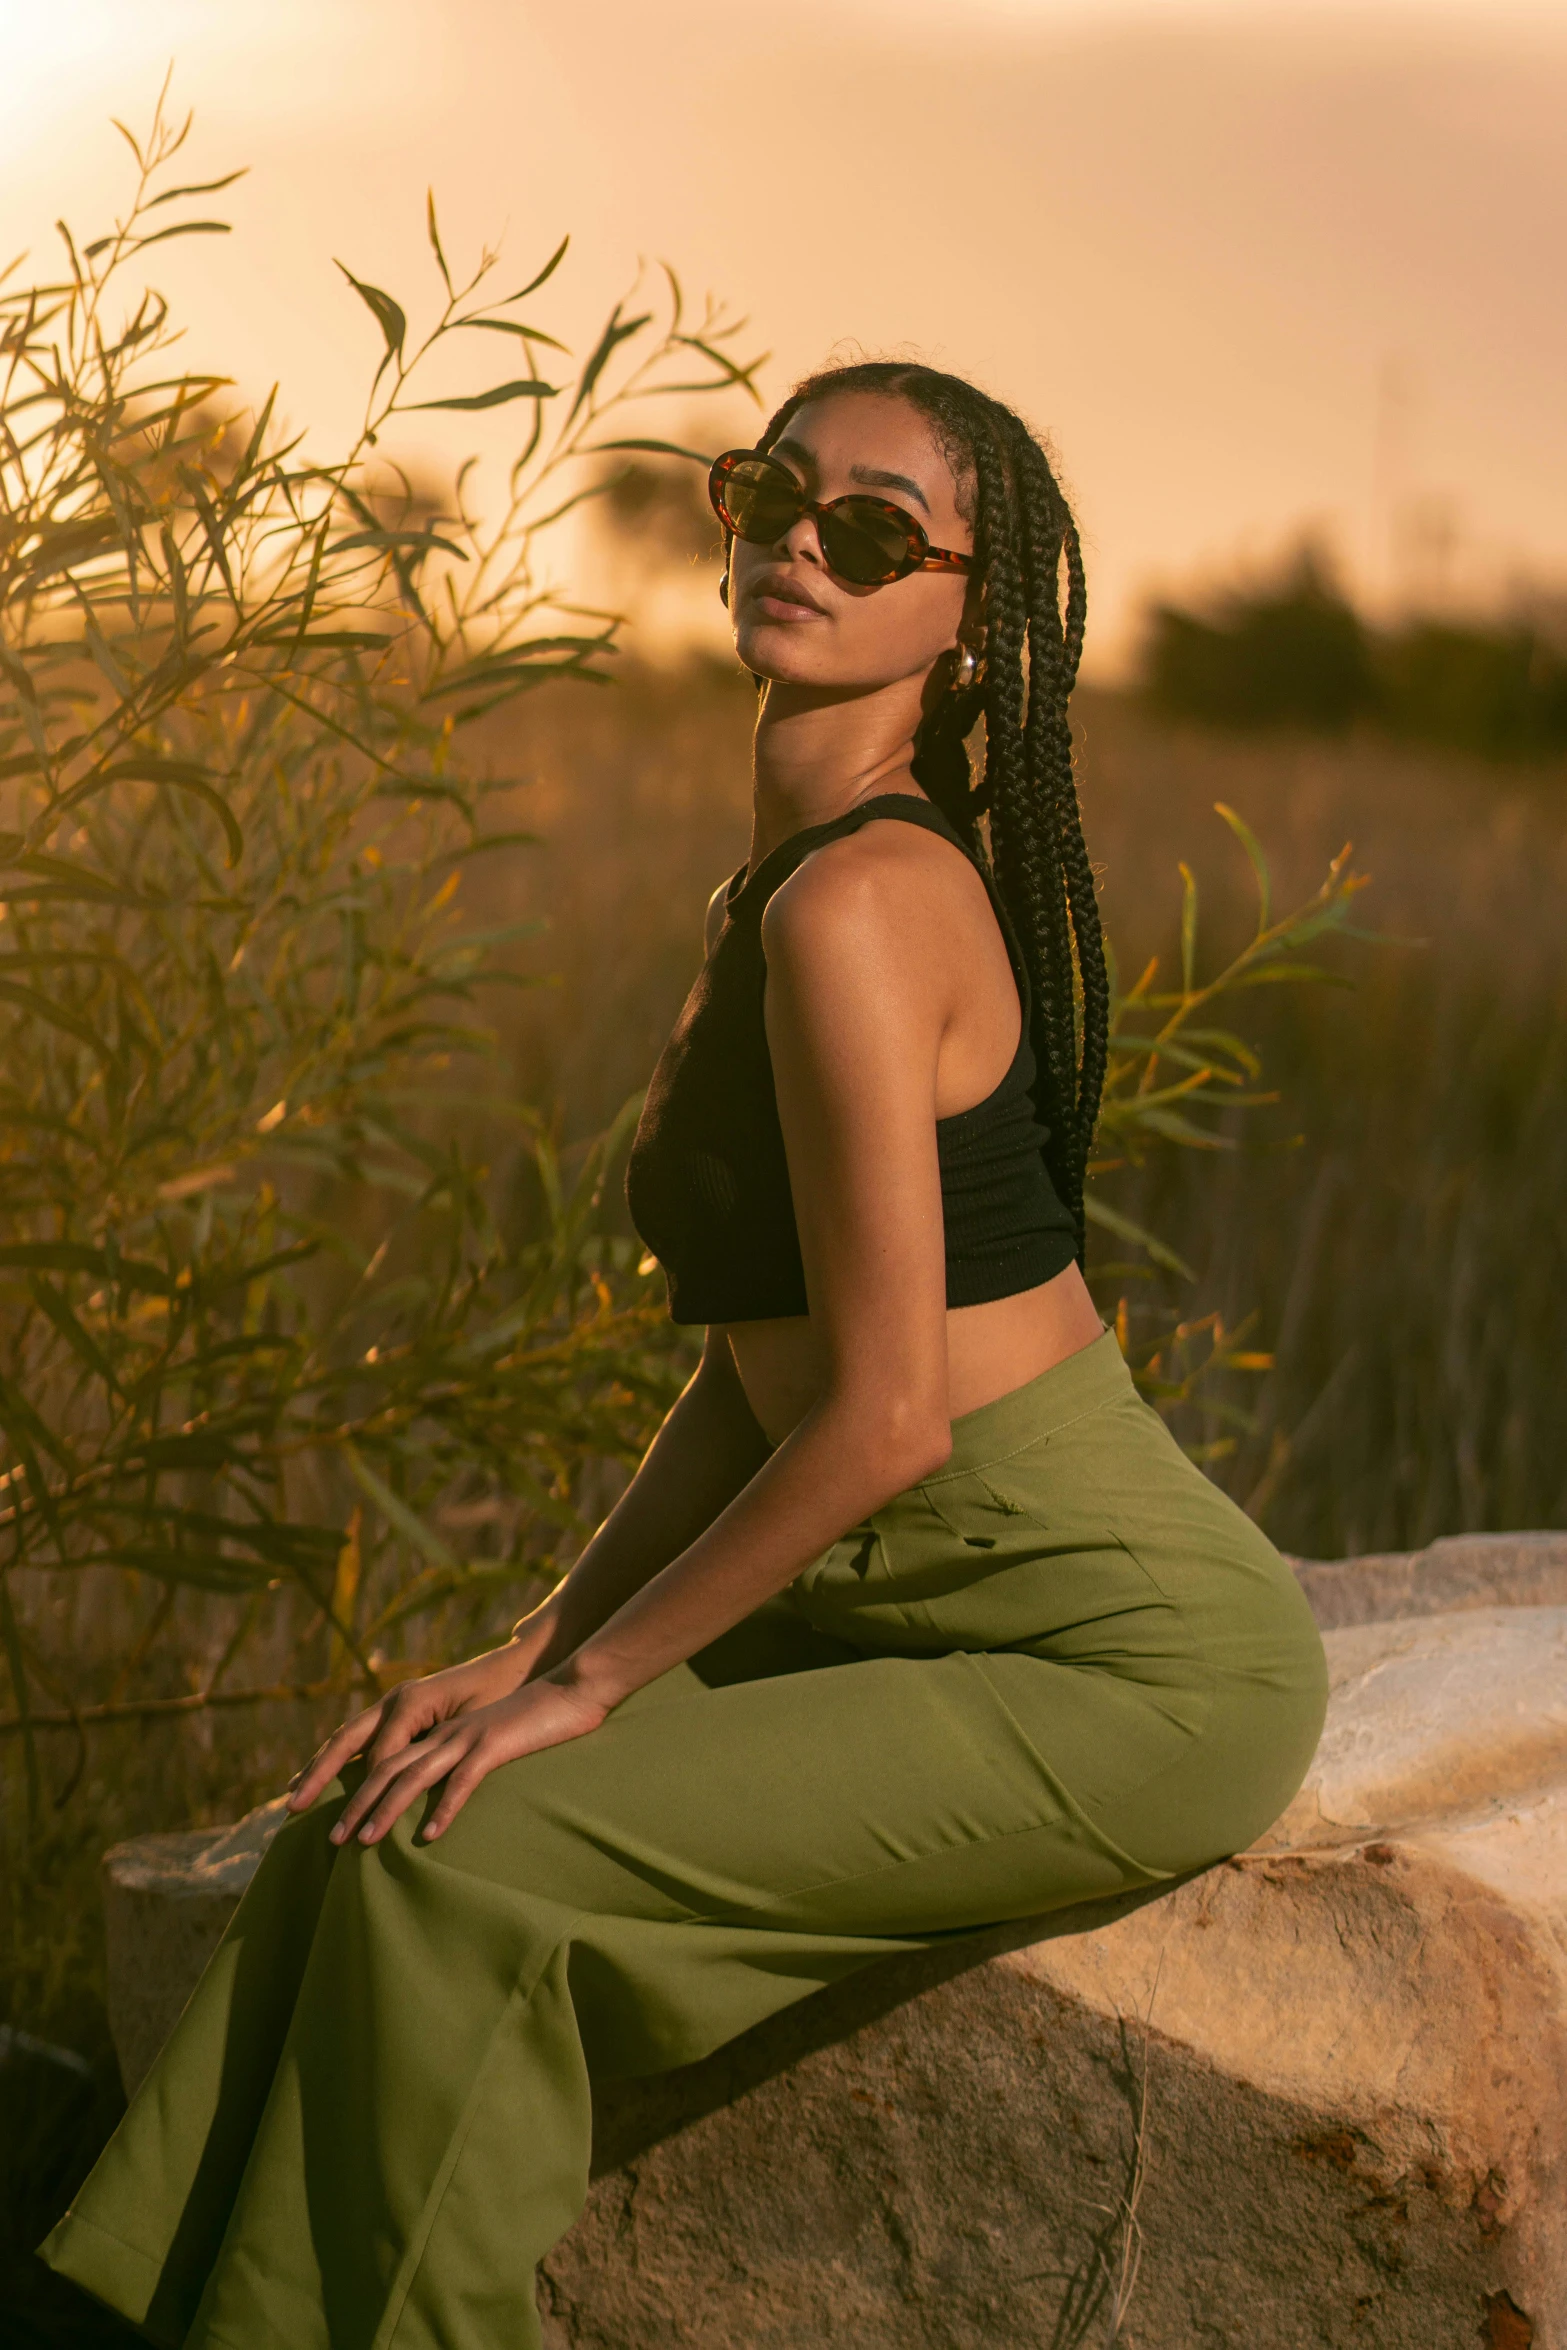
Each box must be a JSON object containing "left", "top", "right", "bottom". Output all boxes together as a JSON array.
[{"left": 722, "top": 1261, "right": 1107, "bottom": 1451}]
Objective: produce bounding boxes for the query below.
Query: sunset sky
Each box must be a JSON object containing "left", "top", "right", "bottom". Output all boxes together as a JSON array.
[{"left": 3, "top": 0, "right": 1564, "bottom": 671}]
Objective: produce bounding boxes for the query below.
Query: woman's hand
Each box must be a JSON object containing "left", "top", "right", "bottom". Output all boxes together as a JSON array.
[
  {"left": 323, "top": 1677, "right": 607, "bottom": 1846},
  {"left": 286, "top": 1639, "right": 538, "bottom": 1821}
]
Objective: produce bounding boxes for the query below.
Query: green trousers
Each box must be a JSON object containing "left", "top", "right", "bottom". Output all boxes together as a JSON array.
[{"left": 42, "top": 1330, "right": 1326, "bottom": 2349}]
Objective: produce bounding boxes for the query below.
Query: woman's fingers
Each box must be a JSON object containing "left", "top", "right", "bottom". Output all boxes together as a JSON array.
[
  {"left": 417, "top": 1685, "right": 604, "bottom": 1837},
  {"left": 286, "top": 1700, "right": 387, "bottom": 1811},
  {"left": 333, "top": 1728, "right": 475, "bottom": 1846},
  {"left": 417, "top": 1748, "right": 495, "bottom": 1840},
  {"left": 316, "top": 1682, "right": 609, "bottom": 1853},
  {"left": 287, "top": 1679, "right": 453, "bottom": 1817},
  {"left": 364, "top": 1685, "right": 443, "bottom": 1773},
  {"left": 328, "top": 1736, "right": 427, "bottom": 1842}
]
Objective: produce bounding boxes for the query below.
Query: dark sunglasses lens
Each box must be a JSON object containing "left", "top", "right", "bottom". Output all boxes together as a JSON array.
[
  {"left": 719, "top": 459, "right": 802, "bottom": 543},
  {"left": 820, "top": 501, "right": 918, "bottom": 585}
]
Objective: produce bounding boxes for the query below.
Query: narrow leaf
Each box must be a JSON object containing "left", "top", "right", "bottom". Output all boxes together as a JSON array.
[
  {"left": 1083, "top": 1197, "right": 1196, "bottom": 1280},
  {"left": 335, "top": 263, "right": 407, "bottom": 362},
  {"left": 425, "top": 189, "right": 452, "bottom": 295},
  {"left": 249, "top": 627, "right": 390, "bottom": 651},
  {"left": 1231, "top": 962, "right": 1352, "bottom": 989},
  {"left": 0, "top": 1374, "right": 77, "bottom": 1475},
  {"left": 0, "top": 1244, "right": 171, "bottom": 1295},
  {"left": 586, "top": 438, "right": 711, "bottom": 463},
  {"left": 345, "top": 1445, "right": 457, "bottom": 1569},
  {"left": 455, "top": 318, "right": 568, "bottom": 352},
  {"left": 671, "top": 331, "right": 768, "bottom": 398},
  {"left": 27, "top": 1278, "right": 117, "bottom": 1389},
  {"left": 502, "top": 234, "right": 569, "bottom": 302},
  {"left": 84, "top": 1547, "right": 268, "bottom": 1596},
  {"left": 1214, "top": 800, "right": 1271, "bottom": 932},
  {"left": 407, "top": 380, "right": 557, "bottom": 413},
  {"left": 0, "top": 978, "right": 110, "bottom": 1060},
  {"left": 1178, "top": 861, "right": 1198, "bottom": 997},
  {"left": 328, "top": 528, "right": 467, "bottom": 561},
  {"left": 1135, "top": 1107, "right": 1236, "bottom": 1150},
  {"left": 133, "top": 221, "right": 233, "bottom": 248},
  {"left": 147, "top": 170, "right": 249, "bottom": 208},
  {"left": 94, "top": 758, "right": 244, "bottom": 868},
  {"left": 190, "top": 480, "right": 237, "bottom": 602},
  {"left": 567, "top": 307, "right": 652, "bottom": 424}
]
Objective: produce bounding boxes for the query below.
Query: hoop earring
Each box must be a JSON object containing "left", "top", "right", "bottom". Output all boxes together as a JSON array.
[{"left": 718, "top": 571, "right": 730, "bottom": 609}]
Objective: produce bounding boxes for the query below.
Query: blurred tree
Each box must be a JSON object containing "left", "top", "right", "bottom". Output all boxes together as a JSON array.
[
  {"left": 1373, "top": 617, "right": 1567, "bottom": 762},
  {"left": 1141, "top": 544, "right": 1372, "bottom": 733},
  {"left": 598, "top": 458, "right": 720, "bottom": 568},
  {"left": 1140, "top": 544, "right": 1567, "bottom": 762}
]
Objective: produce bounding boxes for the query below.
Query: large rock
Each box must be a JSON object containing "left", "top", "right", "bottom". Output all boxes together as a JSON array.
[
  {"left": 103, "top": 1801, "right": 291, "bottom": 2101},
  {"left": 98, "top": 1536, "right": 1567, "bottom": 2348},
  {"left": 1291, "top": 1528, "right": 1567, "bottom": 1630},
  {"left": 540, "top": 1605, "right": 1567, "bottom": 2350}
]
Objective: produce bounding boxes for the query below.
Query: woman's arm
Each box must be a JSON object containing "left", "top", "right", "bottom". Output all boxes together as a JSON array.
[
  {"left": 512, "top": 866, "right": 769, "bottom": 1668},
  {"left": 549, "top": 828, "right": 956, "bottom": 1706},
  {"left": 510, "top": 1331, "right": 773, "bottom": 1679},
  {"left": 307, "top": 824, "right": 960, "bottom": 1844},
  {"left": 286, "top": 1332, "right": 770, "bottom": 1808}
]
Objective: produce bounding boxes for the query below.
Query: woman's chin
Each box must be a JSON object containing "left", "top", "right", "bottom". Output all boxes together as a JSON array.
[
  {"left": 734, "top": 627, "right": 868, "bottom": 691},
  {"left": 734, "top": 633, "right": 825, "bottom": 686}
]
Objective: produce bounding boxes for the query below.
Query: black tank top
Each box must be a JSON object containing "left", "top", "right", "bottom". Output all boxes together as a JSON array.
[{"left": 625, "top": 793, "right": 1078, "bottom": 1325}]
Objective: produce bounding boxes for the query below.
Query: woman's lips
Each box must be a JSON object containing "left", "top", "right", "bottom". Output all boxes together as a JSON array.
[
  {"left": 748, "top": 573, "right": 828, "bottom": 621},
  {"left": 753, "top": 592, "right": 827, "bottom": 621}
]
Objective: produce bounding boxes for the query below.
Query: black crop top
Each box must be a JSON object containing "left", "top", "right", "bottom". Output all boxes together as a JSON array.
[{"left": 625, "top": 793, "right": 1079, "bottom": 1325}]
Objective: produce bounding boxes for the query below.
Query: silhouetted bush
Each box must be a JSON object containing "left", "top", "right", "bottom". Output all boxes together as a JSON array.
[
  {"left": 1374, "top": 618, "right": 1567, "bottom": 762},
  {"left": 1142, "top": 548, "right": 1372, "bottom": 733},
  {"left": 1140, "top": 546, "right": 1567, "bottom": 763}
]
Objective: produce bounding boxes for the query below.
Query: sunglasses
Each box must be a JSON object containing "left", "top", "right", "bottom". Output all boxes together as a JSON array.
[{"left": 709, "top": 449, "right": 974, "bottom": 588}]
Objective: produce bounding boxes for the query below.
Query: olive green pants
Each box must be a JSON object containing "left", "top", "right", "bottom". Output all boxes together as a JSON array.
[{"left": 42, "top": 1331, "right": 1326, "bottom": 2349}]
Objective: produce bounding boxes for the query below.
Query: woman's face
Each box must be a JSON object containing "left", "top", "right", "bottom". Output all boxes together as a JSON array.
[{"left": 726, "top": 391, "right": 975, "bottom": 693}]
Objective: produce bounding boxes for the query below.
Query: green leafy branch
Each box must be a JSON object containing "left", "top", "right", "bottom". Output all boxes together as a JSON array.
[
  {"left": 1087, "top": 801, "right": 1370, "bottom": 1287},
  {"left": 1078, "top": 802, "right": 1373, "bottom": 1455},
  {"left": 0, "top": 92, "right": 752, "bottom": 1811}
]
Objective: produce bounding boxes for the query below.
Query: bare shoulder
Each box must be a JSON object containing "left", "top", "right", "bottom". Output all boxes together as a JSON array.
[{"left": 761, "top": 813, "right": 992, "bottom": 973}]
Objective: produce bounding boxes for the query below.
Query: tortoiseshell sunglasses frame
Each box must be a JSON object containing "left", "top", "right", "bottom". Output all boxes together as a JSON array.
[{"left": 708, "top": 449, "right": 973, "bottom": 586}]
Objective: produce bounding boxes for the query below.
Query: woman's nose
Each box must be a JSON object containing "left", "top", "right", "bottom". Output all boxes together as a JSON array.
[{"left": 774, "top": 513, "right": 825, "bottom": 567}]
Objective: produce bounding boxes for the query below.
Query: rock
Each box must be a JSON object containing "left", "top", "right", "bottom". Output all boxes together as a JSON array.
[
  {"left": 98, "top": 1548, "right": 1567, "bottom": 2347},
  {"left": 103, "top": 1796, "right": 290, "bottom": 2099},
  {"left": 539, "top": 1606, "right": 1567, "bottom": 2349},
  {"left": 1260, "top": 1605, "right": 1567, "bottom": 1850},
  {"left": 1291, "top": 1529, "right": 1567, "bottom": 1630}
]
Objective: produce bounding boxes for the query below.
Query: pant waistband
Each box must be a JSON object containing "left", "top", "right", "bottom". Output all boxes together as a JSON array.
[{"left": 929, "top": 1326, "right": 1133, "bottom": 1481}]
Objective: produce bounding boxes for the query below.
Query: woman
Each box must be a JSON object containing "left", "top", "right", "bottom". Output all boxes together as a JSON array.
[{"left": 43, "top": 362, "right": 1327, "bottom": 2348}]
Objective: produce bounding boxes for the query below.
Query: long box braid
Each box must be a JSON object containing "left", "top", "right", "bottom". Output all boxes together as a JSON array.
[{"left": 751, "top": 362, "right": 1107, "bottom": 1258}]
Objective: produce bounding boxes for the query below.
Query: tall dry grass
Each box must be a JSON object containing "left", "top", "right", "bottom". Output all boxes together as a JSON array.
[{"left": 1077, "top": 696, "right": 1567, "bottom": 1555}]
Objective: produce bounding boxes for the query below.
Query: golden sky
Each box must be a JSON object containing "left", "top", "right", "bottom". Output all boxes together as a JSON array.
[{"left": 4, "top": 0, "right": 1564, "bottom": 671}]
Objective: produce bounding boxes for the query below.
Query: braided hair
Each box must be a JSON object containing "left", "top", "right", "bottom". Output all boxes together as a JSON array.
[{"left": 749, "top": 361, "right": 1106, "bottom": 1257}]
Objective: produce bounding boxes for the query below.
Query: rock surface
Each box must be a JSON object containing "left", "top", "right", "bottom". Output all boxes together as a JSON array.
[
  {"left": 104, "top": 1797, "right": 291, "bottom": 2102},
  {"left": 1290, "top": 1527, "right": 1567, "bottom": 1630},
  {"left": 99, "top": 1534, "right": 1567, "bottom": 2348},
  {"left": 542, "top": 1604, "right": 1567, "bottom": 2350}
]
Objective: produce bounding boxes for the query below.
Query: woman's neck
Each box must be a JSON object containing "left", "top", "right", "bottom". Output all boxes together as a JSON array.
[{"left": 748, "top": 676, "right": 928, "bottom": 869}]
